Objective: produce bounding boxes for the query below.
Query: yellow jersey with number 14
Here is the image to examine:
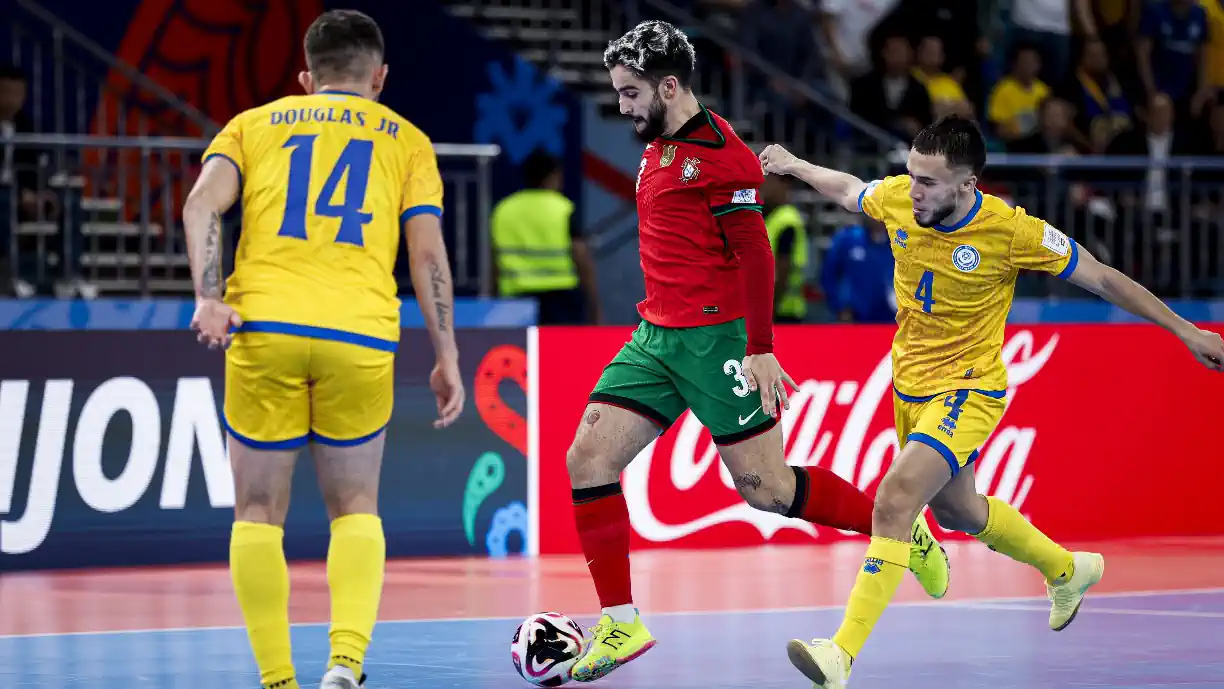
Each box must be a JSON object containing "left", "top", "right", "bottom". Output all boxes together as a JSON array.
[
  {"left": 859, "top": 175, "right": 1078, "bottom": 398},
  {"left": 202, "top": 89, "right": 443, "bottom": 350}
]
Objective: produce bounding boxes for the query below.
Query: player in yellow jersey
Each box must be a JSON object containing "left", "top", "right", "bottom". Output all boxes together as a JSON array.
[
  {"left": 759, "top": 116, "right": 1224, "bottom": 688},
  {"left": 182, "top": 10, "right": 465, "bottom": 689}
]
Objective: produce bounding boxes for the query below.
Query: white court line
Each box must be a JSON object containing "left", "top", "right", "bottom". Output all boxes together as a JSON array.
[
  {"left": 1, "top": 586, "right": 1220, "bottom": 641},
  {"left": 958, "top": 603, "right": 1224, "bottom": 620}
]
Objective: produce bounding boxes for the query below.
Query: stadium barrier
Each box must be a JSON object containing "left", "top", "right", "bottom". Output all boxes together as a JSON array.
[
  {"left": 4, "top": 317, "right": 1222, "bottom": 569},
  {"left": 0, "top": 328, "right": 528, "bottom": 571},
  {"left": 532, "top": 324, "right": 1224, "bottom": 554}
]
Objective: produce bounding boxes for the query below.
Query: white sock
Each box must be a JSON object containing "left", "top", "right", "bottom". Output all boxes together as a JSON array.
[{"left": 602, "top": 604, "right": 638, "bottom": 623}]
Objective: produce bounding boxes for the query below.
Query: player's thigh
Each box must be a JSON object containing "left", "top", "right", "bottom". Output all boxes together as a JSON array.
[
  {"left": 879, "top": 391, "right": 1005, "bottom": 521},
  {"left": 574, "top": 324, "right": 684, "bottom": 487},
  {"left": 906, "top": 390, "right": 1005, "bottom": 478},
  {"left": 224, "top": 331, "right": 312, "bottom": 447},
  {"left": 568, "top": 403, "right": 663, "bottom": 488},
  {"left": 308, "top": 338, "right": 396, "bottom": 445},
  {"left": 671, "top": 320, "right": 776, "bottom": 446},
  {"left": 310, "top": 431, "right": 386, "bottom": 520},
  {"left": 928, "top": 462, "right": 990, "bottom": 534}
]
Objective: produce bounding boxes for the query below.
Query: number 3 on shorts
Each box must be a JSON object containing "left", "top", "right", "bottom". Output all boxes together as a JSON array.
[{"left": 723, "top": 359, "right": 751, "bottom": 398}]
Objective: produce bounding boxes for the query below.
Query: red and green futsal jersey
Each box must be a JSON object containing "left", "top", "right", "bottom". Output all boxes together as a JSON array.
[{"left": 590, "top": 105, "right": 778, "bottom": 444}]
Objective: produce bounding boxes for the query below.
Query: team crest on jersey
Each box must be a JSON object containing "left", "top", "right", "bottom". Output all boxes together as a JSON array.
[
  {"left": 660, "top": 144, "right": 677, "bottom": 167},
  {"left": 680, "top": 157, "right": 701, "bottom": 184},
  {"left": 952, "top": 244, "right": 981, "bottom": 272}
]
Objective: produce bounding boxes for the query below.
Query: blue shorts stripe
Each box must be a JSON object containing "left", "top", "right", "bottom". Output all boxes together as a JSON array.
[
  {"left": 235, "top": 321, "right": 398, "bottom": 352},
  {"left": 311, "top": 424, "right": 387, "bottom": 447},
  {"left": 907, "top": 432, "right": 960, "bottom": 476},
  {"left": 221, "top": 413, "right": 309, "bottom": 450}
]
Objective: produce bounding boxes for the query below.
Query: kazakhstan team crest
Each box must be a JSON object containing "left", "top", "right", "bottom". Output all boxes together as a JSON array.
[
  {"left": 660, "top": 144, "right": 677, "bottom": 167},
  {"left": 680, "top": 156, "right": 701, "bottom": 184}
]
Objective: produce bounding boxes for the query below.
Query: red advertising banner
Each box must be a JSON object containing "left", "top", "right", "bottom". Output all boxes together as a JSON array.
[{"left": 535, "top": 325, "right": 1224, "bottom": 555}]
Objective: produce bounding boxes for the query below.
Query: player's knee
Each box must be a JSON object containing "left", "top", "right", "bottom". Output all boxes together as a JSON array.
[
  {"left": 930, "top": 494, "right": 988, "bottom": 534},
  {"left": 873, "top": 476, "right": 924, "bottom": 529},
  {"left": 566, "top": 436, "right": 618, "bottom": 487},
  {"left": 734, "top": 472, "right": 790, "bottom": 514},
  {"left": 234, "top": 483, "right": 290, "bottom": 526}
]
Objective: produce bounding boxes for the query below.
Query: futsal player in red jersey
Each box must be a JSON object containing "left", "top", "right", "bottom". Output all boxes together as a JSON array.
[{"left": 565, "top": 21, "right": 952, "bottom": 683}]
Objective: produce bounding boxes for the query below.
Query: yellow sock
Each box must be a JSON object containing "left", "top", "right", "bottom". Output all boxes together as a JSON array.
[
  {"left": 973, "top": 496, "right": 1074, "bottom": 584},
  {"left": 230, "top": 521, "right": 298, "bottom": 688},
  {"left": 832, "top": 537, "right": 909, "bottom": 660},
  {"left": 327, "top": 513, "right": 386, "bottom": 678}
]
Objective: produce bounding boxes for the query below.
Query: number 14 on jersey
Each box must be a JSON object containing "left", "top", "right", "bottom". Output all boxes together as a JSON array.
[{"left": 278, "top": 134, "right": 374, "bottom": 247}]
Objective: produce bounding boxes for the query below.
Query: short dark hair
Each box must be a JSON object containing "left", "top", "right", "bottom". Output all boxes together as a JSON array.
[
  {"left": 304, "top": 10, "right": 384, "bottom": 82},
  {"left": 911, "top": 115, "right": 987, "bottom": 178},
  {"left": 603, "top": 20, "right": 696, "bottom": 87},
  {"left": 522, "top": 150, "right": 560, "bottom": 188}
]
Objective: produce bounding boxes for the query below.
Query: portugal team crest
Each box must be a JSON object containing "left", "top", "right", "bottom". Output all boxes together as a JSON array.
[
  {"left": 952, "top": 244, "right": 981, "bottom": 272},
  {"left": 660, "top": 144, "right": 677, "bottom": 167},
  {"left": 680, "top": 156, "right": 701, "bottom": 184}
]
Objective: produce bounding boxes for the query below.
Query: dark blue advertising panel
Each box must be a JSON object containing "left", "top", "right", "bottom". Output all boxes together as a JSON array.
[{"left": 0, "top": 329, "right": 528, "bottom": 571}]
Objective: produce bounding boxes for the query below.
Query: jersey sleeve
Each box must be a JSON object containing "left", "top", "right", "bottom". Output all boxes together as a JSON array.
[
  {"left": 857, "top": 175, "right": 906, "bottom": 222},
  {"left": 202, "top": 115, "right": 245, "bottom": 183},
  {"left": 1010, "top": 213, "right": 1079, "bottom": 279},
  {"left": 401, "top": 132, "right": 444, "bottom": 225},
  {"left": 707, "top": 157, "right": 764, "bottom": 218}
]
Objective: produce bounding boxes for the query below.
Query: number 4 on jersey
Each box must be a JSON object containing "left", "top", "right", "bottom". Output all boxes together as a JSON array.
[
  {"left": 279, "top": 134, "right": 374, "bottom": 247},
  {"left": 914, "top": 270, "right": 936, "bottom": 313}
]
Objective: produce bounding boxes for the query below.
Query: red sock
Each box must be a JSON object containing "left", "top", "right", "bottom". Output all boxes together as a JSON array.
[
  {"left": 572, "top": 484, "right": 632, "bottom": 608},
  {"left": 786, "top": 466, "right": 874, "bottom": 535}
]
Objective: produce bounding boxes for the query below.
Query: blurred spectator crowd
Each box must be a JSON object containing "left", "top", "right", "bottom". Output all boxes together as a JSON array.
[{"left": 683, "top": 0, "right": 1224, "bottom": 156}]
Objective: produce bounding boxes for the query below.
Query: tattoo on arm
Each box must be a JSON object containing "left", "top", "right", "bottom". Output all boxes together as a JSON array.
[
  {"left": 428, "top": 258, "right": 451, "bottom": 332},
  {"left": 733, "top": 473, "right": 763, "bottom": 491},
  {"left": 199, "top": 211, "right": 223, "bottom": 299},
  {"left": 770, "top": 498, "right": 789, "bottom": 514}
]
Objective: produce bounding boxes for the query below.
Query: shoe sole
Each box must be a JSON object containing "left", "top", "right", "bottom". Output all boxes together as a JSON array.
[
  {"left": 1052, "top": 555, "right": 1105, "bottom": 632},
  {"left": 786, "top": 639, "right": 832, "bottom": 687},
  {"left": 571, "top": 640, "right": 657, "bottom": 682}
]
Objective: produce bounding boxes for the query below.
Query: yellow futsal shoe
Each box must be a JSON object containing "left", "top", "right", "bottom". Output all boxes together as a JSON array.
[
  {"left": 1048, "top": 551, "right": 1105, "bottom": 631},
  {"left": 570, "top": 613, "right": 656, "bottom": 683},
  {"left": 908, "top": 514, "right": 950, "bottom": 598},
  {"left": 786, "top": 638, "right": 851, "bottom": 689}
]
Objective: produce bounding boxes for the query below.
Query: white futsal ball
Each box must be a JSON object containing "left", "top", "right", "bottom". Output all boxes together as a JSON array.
[{"left": 510, "top": 612, "right": 587, "bottom": 686}]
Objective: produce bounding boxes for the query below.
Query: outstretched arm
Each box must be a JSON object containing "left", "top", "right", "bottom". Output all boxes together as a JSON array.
[
  {"left": 1067, "top": 244, "right": 1224, "bottom": 371},
  {"left": 759, "top": 144, "right": 866, "bottom": 213}
]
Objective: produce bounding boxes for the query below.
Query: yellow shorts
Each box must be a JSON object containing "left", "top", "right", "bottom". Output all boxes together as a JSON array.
[
  {"left": 893, "top": 387, "right": 1007, "bottom": 475},
  {"left": 223, "top": 330, "right": 394, "bottom": 449}
]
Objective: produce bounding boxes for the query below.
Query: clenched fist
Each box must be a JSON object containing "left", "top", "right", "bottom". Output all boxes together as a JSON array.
[{"left": 759, "top": 143, "right": 800, "bottom": 176}]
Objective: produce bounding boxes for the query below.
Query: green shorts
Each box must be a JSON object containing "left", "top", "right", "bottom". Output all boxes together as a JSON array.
[{"left": 588, "top": 319, "right": 777, "bottom": 444}]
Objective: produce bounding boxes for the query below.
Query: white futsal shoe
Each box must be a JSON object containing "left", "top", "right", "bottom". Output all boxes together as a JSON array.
[
  {"left": 319, "top": 666, "right": 365, "bottom": 689},
  {"left": 1047, "top": 551, "right": 1105, "bottom": 631},
  {"left": 786, "top": 638, "right": 851, "bottom": 689}
]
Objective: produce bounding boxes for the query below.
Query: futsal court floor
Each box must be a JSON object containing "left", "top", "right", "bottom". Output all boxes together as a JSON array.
[{"left": 2, "top": 537, "right": 1222, "bottom": 688}]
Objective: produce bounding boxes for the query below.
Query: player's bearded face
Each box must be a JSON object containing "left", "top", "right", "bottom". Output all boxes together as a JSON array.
[
  {"left": 632, "top": 91, "right": 668, "bottom": 142},
  {"left": 913, "top": 185, "right": 960, "bottom": 227}
]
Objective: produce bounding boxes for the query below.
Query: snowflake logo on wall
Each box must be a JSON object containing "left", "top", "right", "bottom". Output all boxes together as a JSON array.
[{"left": 473, "top": 56, "right": 569, "bottom": 164}]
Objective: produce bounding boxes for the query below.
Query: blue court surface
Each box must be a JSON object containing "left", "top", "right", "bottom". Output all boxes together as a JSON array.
[{"left": 3, "top": 589, "right": 1222, "bottom": 688}]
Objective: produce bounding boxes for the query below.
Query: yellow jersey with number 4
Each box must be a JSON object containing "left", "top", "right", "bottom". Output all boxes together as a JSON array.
[
  {"left": 202, "top": 89, "right": 443, "bottom": 350},
  {"left": 858, "top": 175, "right": 1078, "bottom": 398}
]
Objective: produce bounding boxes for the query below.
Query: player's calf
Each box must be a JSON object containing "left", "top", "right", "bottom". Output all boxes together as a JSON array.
[
  {"left": 228, "top": 441, "right": 301, "bottom": 688},
  {"left": 312, "top": 438, "right": 388, "bottom": 684}
]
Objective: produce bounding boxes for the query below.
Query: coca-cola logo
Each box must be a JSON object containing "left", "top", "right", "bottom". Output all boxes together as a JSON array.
[{"left": 622, "top": 330, "right": 1060, "bottom": 543}]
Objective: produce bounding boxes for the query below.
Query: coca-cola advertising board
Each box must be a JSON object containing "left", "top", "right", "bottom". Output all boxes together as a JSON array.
[{"left": 533, "top": 324, "right": 1224, "bottom": 554}]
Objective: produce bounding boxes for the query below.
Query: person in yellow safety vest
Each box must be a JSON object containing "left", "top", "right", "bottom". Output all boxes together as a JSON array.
[
  {"left": 761, "top": 173, "right": 808, "bottom": 323},
  {"left": 490, "top": 150, "right": 602, "bottom": 324}
]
